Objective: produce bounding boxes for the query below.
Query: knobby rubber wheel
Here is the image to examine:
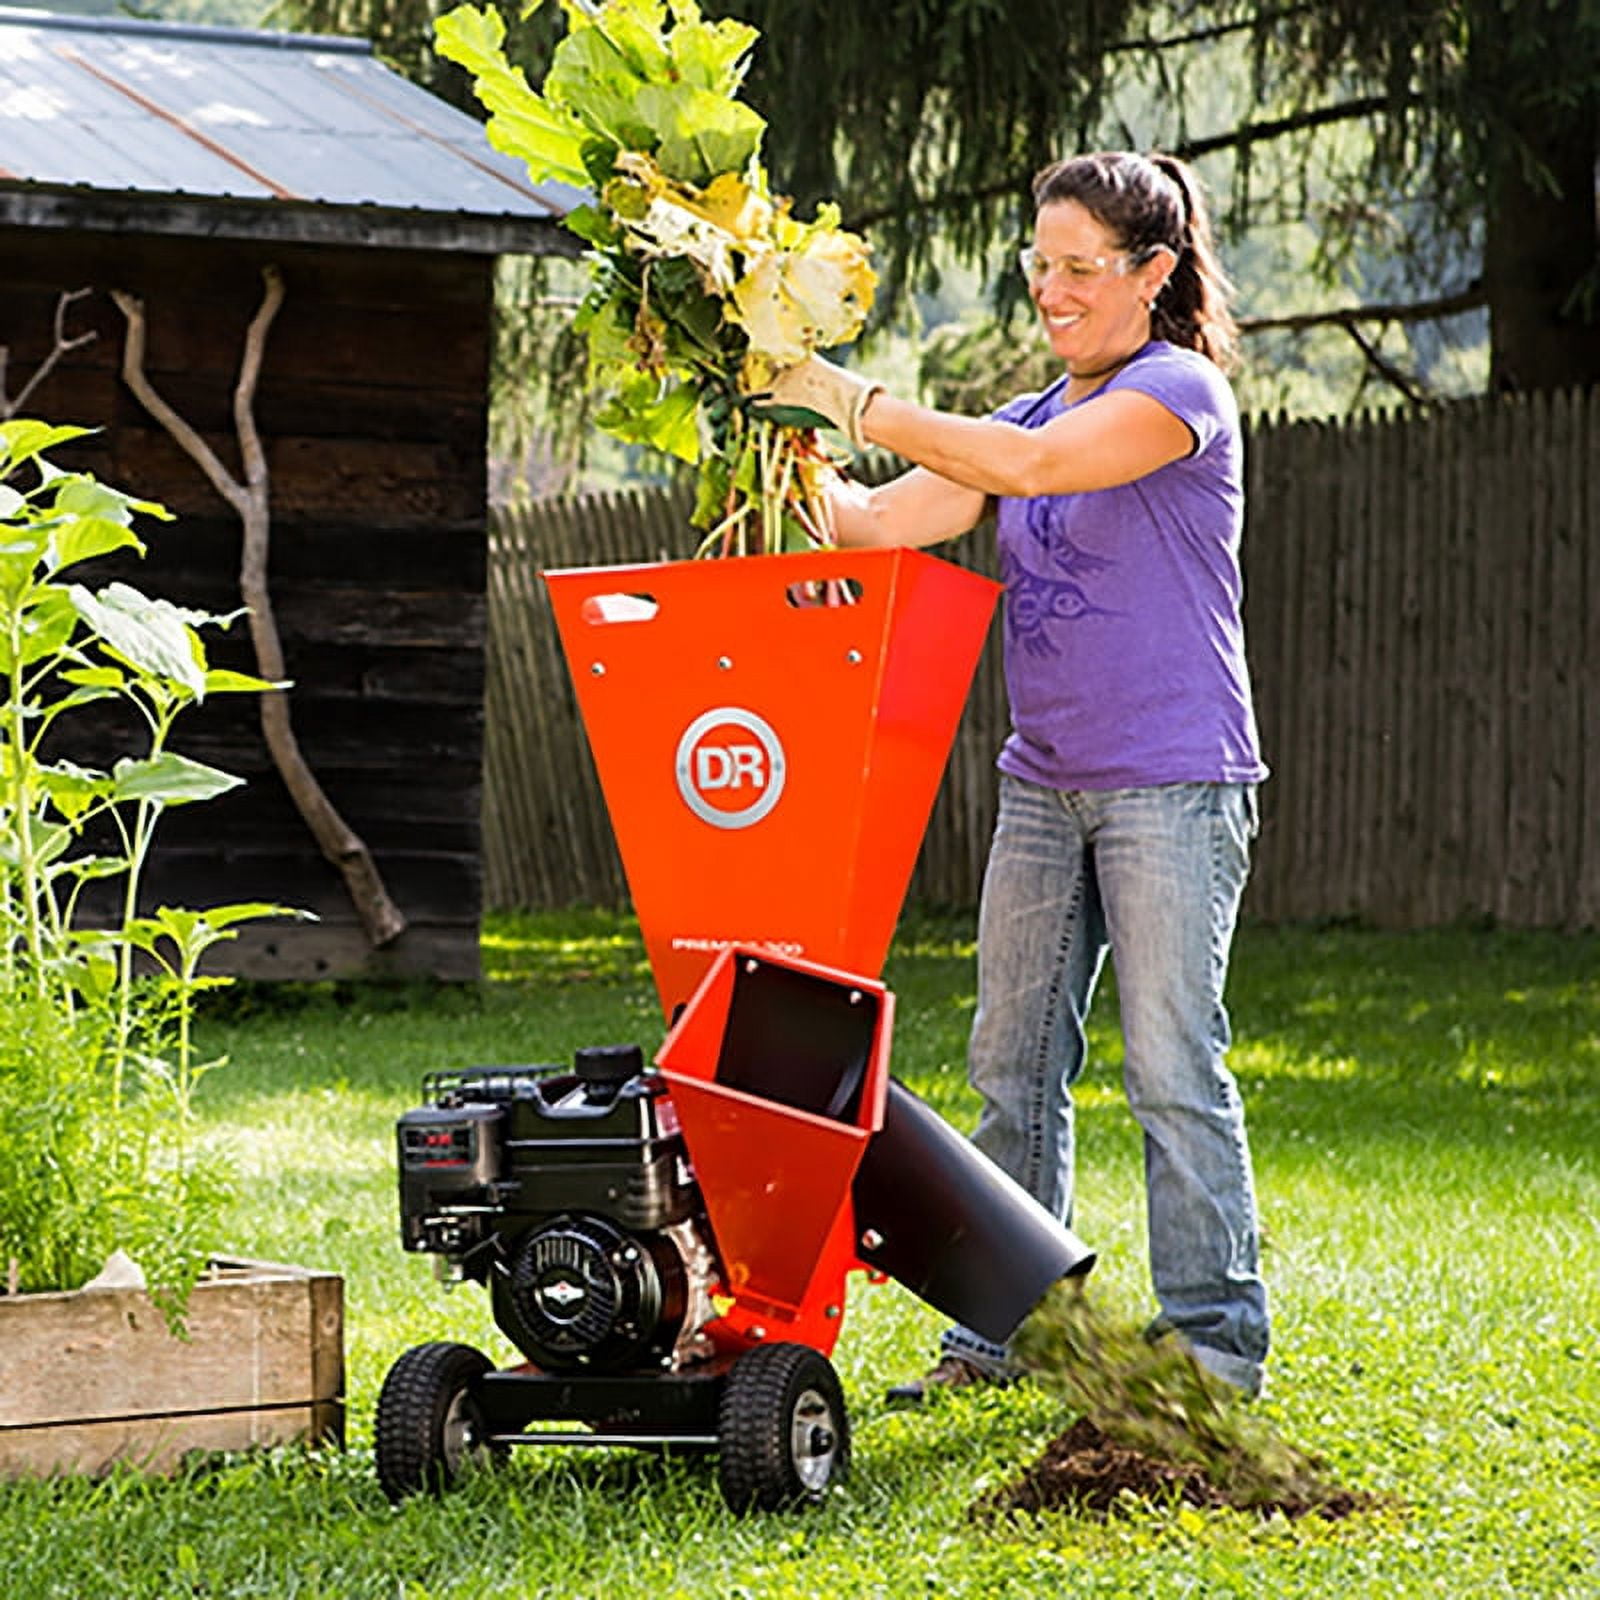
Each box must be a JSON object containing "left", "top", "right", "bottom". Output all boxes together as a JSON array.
[
  {"left": 716, "top": 1342, "right": 851, "bottom": 1513},
  {"left": 374, "top": 1341, "right": 501, "bottom": 1504}
]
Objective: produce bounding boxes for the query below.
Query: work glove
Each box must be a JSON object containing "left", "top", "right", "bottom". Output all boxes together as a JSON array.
[{"left": 761, "top": 354, "right": 884, "bottom": 450}]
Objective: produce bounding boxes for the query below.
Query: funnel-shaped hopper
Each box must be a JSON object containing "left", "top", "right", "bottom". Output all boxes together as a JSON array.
[{"left": 545, "top": 549, "right": 999, "bottom": 1018}]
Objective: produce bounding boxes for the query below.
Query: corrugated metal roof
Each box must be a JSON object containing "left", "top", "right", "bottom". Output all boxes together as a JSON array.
[{"left": 0, "top": 5, "right": 579, "bottom": 250}]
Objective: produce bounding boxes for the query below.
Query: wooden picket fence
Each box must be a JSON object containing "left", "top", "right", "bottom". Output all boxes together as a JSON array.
[{"left": 484, "top": 386, "right": 1600, "bottom": 930}]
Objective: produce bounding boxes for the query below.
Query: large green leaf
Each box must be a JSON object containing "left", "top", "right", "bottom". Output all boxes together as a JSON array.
[
  {"left": 556, "top": 0, "right": 671, "bottom": 86},
  {"left": 51, "top": 475, "right": 170, "bottom": 528},
  {"left": 38, "top": 758, "right": 112, "bottom": 821},
  {"left": 203, "top": 668, "right": 285, "bottom": 695},
  {"left": 595, "top": 373, "right": 700, "bottom": 461},
  {"left": 1, "top": 587, "right": 78, "bottom": 673},
  {"left": 435, "top": 5, "right": 591, "bottom": 188},
  {"left": 0, "top": 421, "right": 92, "bottom": 478},
  {"left": 0, "top": 523, "right": 52, "bottom": 610},
  {"left": 69, "top": 582, "right": 208, "bottom": 697},
  {"left": 110, "top": 751, "right": 243, "bottom": 807},
  {"left": 666, "top": 8, "right": 758, "bottom": 95},
  {"left": 48, "top": 516, "right": 147, "bottom": 575},
  {"left": 636, "top": 83, "right": 764, "bottom": 188},
  {"left": 126, "top": 902, "right": 309, "bottom": 964},
  {"left": 546, "top": 23, "right": 659, "bottom": 151}
]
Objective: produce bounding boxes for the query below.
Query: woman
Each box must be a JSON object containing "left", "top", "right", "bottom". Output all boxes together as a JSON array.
[{"left": 768, "top": 151, "right": 1271, "bottom": 1400}]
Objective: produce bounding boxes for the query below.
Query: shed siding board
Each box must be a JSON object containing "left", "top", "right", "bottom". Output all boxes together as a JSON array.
[{"left": 4, "top": 226, "right": 491, "bottom": 979}]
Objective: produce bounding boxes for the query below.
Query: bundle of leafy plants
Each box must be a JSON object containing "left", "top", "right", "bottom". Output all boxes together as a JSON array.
[
  {"left": 436, "top": 0, "right": 876, "bottom": 556},
  {"left": 0, "top": 420, "right": 297, "bottom": 1319}
]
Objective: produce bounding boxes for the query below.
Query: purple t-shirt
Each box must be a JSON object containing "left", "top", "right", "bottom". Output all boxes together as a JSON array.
[{"left": 991, "top": 340, "right": 1267, "bottom": 791}]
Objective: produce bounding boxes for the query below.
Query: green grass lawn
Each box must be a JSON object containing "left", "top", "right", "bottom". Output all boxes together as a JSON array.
[{"left": 2, "top": 914, "right": 1597, "bottom": 1598}]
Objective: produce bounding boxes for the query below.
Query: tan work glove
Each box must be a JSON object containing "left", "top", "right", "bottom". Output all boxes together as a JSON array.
[{"left": 765, "top": 354, "right": 884, "bottom": 450}]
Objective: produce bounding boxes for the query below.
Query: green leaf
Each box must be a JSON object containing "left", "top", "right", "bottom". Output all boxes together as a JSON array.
[
  {"left": 564, "top": 202, "right": 620, "bottom": 248},
  {"left": 69, "top": 581, "right": 208, "bottom": 697},
  {"left": 0, "top": 590, "right": 76, "bottom": 676},
  {"left": 191, "top": 900, "right": 310, "bottom": 930},
  {"left": 434, "top": 5, "right": 592, "bottom": 189},
  {"left": 637, "top": 83, "right": 764, "bottom": 186},
  {"left": 666, "top": 8, "right": 758, "bottom": 95},
  {"left": 691, "top": 449, "right": 732, "bottom": 531},
  {"left": 0, "top": 421, "right": 93, "bottom": 478},
  {"left": 596, "top": 374, "right": 701, "bottom": 461},
  {"left": 126, "top": 902, "right": 309, "bottom": 965},
  {"left": 60, "top": 665, "right": 127, "bottom": 690},
  {"left": 203, "top": 668, "right": 285, "bottom": 694},
  {"left": 48, "top": 515, "right": 147, "bottom": 574},
  {"left": 51, "top": 474, "right": 171, "bottom": 528},
  {"left": 110, "top": 751, "right": 243, "bottom": 807},
  {"left": 47, "top": 512, "right": 145, "bottom": 576},
  {"left": 546, "top": 23, "right": 659, "bottom": 151},
  {"left": 52, "top": 852, "right": 128, "bottom": 883},
  {"left": 38, "top": 759, "right": 112, "bottom": 820},
  {"left": 0, "top": 525, "right": 52, "bottom": 609},
  {"left": 28, "top": 819, "right": 78, "bottom": 869}
]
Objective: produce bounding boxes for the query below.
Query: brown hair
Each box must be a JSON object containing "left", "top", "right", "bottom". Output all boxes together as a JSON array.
[{"left": 1030, "top": 151, "right": 1238, "bottom": 372}]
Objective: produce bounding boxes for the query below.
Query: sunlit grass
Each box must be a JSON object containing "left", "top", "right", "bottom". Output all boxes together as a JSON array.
[{"left": 1, "top": 915, "right": 1596, "bottom": 1598}]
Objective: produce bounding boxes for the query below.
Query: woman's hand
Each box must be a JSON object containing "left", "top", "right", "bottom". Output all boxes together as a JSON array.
[{"left": 765, "top": 354, "right": 884, "bottom": 448}]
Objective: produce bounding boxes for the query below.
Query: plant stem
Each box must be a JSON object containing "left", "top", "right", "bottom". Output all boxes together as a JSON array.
[{"left": 3, "top": 606, "right": 48, "bottom": 999}]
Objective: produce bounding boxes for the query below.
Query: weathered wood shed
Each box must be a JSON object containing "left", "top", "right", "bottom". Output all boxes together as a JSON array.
[{"left": 0, "top": 6, "right": 576, "bottom": 979}]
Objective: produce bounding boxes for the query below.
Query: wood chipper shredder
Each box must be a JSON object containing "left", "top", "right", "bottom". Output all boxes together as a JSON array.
[{"left": 374, "top": 548, "right": 1096, "bottom": 1512}]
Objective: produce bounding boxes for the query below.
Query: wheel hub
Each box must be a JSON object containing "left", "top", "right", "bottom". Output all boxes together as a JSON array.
[{"left": 789, "top": 1387, "right": 839, "bottom": 1490}]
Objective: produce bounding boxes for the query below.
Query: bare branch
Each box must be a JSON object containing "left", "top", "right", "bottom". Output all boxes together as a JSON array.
[
  {"left": 0, "top": 288, "right": 99, "bottom": 421},
  {"left": 234, "top": 263, "right": 282, "bottom": 497},
  {"left": 112, "top": 290, "right": 251, "bottom": 520},
  {"left": 115, "top": 268, "right": 408, "bottom": 949},
  {"left": 1342, "top": 322, "right": 1431, "bottom": 406}
]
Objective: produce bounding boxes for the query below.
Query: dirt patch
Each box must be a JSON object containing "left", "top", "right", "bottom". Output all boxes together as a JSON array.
[
  {"left": 975, "top": 1282, "right": 1377, "bottom": 1523},
  {"left": 977, "top": 1415, "right": 1370, "bottom": 1521}
]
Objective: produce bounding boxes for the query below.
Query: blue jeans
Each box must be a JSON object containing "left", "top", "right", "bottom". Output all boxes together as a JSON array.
[{"left": 941, "top": 774, "right": 1270, "bottom": 1396}]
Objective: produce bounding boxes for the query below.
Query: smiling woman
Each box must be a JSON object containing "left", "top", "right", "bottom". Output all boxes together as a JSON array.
[{"left": 765, "top": 150, "right": 1271, "bottom": 1409}]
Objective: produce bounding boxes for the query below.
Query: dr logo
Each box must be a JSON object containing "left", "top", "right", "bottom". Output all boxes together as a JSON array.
[{"left": 675, "top": 707, "right": 786, "bottom": 829}]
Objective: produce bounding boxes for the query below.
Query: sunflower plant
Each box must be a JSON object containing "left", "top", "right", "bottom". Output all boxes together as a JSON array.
[{"left": 435, "top": 0, "right": 876, "bottom": 556}]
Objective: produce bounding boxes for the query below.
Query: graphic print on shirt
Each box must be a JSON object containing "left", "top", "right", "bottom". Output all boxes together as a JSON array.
[{"left": 1001, "top": 493, "right": 1118, "bottom": 658}]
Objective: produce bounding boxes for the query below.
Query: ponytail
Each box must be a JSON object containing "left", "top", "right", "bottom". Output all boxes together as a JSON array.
[{"left": 1147, "top": 154, "right": 1238, "bottom": 374}]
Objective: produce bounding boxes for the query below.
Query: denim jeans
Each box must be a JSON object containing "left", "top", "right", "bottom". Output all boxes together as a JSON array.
[{"left": 941, "top": 774, "right": 1270, "bottom": 1396}]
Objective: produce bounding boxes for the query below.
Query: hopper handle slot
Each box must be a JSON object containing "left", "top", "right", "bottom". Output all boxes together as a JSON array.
[{"left": 579, "top": 592, "right": 658, "bottom": 624}]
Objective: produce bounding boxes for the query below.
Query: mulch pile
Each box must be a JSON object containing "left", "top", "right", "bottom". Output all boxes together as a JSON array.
[{"left": 976, "top": 1415, "right": 1372, "bottom": 1522}]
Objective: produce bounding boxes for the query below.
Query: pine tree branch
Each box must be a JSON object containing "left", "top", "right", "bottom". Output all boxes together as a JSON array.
[
  {"left": 1176, "top": 95, "right": 1404, "bottom": 159},
  {"left": 844, "top": 97, "right": 1403, "bottom": 234},
  {"left": 1238, "top": 285, "right": 1486, "bottom": 334},
  {"left": 1104, "top": 4, "right": 1317, "bottom": 56}
]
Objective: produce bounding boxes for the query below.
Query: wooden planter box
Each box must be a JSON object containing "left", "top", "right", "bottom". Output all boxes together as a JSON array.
[{"left": 0, "top": 1257, "right": 344, "bottom": 1477}]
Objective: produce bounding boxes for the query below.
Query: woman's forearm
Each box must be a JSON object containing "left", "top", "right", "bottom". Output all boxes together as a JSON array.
[
  {"left": 860, "top": 387, "right": 1192, "bottom": 497},
  {"left": 827, "top": 464, "right": 989, "bottom": 549}
]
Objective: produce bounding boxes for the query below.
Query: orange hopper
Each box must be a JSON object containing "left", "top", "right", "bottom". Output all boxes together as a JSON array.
[{"left": 542, "top": 547, "right": 1001, "bottom": 1019}]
